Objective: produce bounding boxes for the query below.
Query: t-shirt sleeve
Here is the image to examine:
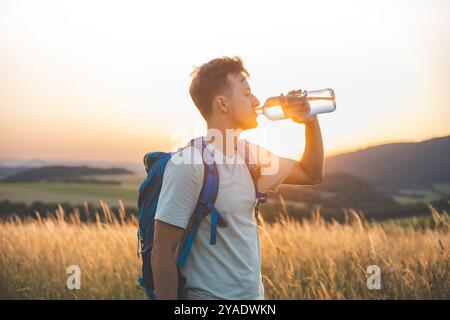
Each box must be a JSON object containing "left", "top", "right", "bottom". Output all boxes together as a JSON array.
[
  {"left": 154, "top": 146, "right": 205, "bottom": 229},
  {"left": 244, "top": 141, "right": 294, "bottom": 193}
]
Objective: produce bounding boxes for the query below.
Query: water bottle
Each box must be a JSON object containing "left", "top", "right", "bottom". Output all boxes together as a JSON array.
[{"left": 256, "top": 88, "right": 336, "bottom": 121}]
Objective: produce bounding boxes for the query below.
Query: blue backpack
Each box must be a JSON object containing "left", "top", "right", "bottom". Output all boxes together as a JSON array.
[{"left": 136, "top": 136, "right": 267, "bottom": 299}]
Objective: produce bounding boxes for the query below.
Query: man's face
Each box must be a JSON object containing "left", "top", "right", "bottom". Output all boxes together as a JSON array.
[{"left": 223, "top": 72, "right": 260, "bottom": 130}]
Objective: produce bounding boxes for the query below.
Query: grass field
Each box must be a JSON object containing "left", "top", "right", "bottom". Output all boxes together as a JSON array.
[{"left": 0, "top": 200, "right": 448, "bottom": 299}]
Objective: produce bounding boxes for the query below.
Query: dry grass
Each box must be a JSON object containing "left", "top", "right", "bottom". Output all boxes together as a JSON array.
[{"left": 0, "top": 199, "right": 448, "bottom": 299}]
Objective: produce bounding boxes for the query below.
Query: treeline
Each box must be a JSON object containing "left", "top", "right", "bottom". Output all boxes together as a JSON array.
[
  {"left": 0, "top": 200, "right": 138, "bottom": 223},
  {"left": 1, "top": 197, "right": 448, "bottom": 225}
]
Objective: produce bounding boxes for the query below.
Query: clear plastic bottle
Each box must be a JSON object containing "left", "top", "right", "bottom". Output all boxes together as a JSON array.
[{"left": 256, "top": 88, "right": 336, "bottom": 121}]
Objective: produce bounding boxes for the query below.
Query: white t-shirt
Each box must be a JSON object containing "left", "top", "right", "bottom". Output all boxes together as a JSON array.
[{"left": 154, "top": 139, "right": 294, "bottom": 300}]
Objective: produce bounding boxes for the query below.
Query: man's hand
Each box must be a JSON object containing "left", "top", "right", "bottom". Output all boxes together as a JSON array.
[{"left": 279, "top": 89, "right": 312, "bottom": 123}]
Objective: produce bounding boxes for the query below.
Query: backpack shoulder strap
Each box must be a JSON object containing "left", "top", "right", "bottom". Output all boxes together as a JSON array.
[
  {"left": 176, "top": 137, "right": 226, "bottom": 268},
  {"left": 238, "top": 140, "right": 268, "bottom": 216}
]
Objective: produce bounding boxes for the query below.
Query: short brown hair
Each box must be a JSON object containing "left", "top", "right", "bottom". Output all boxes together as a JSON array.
[{"left": 189, "top": 56, "right": 250, "bottom": 119}]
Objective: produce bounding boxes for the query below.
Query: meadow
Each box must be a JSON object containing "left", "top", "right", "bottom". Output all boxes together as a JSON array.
[
  {"left": 0, "top": 181, "right": 139, "bottom": 207},
  {"left": 0, "top": 198, "right": 448, "bottom": 300}
]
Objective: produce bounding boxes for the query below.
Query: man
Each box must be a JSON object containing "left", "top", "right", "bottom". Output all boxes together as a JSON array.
[{"left": 151, "top": 56, "right": 324, "bottom": 299}]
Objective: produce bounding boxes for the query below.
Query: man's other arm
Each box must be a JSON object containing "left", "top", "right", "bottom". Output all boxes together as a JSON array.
[{"left": 151, "top": 219, "right": 185, "bottom": 300}]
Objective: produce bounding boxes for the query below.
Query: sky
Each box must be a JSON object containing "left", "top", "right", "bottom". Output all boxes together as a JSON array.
[{"left": 1, "top": 0, "right": 449, "bottom": 164}]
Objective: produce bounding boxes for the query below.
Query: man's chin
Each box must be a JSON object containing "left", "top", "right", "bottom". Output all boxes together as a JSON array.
[
  {"left": 231, "top": 116, "right": 258, "bottom": 131},
  {"left": 239, "top": 119, "right": 258, "bottom": 131}
]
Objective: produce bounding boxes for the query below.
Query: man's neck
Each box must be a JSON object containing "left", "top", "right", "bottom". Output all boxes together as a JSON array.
[{"left": 205, "top": 125, "right": 242, "bottom": 159}]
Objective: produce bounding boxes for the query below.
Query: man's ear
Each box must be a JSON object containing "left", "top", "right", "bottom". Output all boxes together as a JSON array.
[{"left": 214, "top": 95, "right": 230, "bottom": 114}]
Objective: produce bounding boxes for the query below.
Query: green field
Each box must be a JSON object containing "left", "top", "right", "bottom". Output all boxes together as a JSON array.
[
  {"left": 392, "top": 183, "right": 450, "bottom": 205},
  {"left": 434, "top": 183, "right": 450, "bottom": 194},
  {"left": 0, "top": 182, "right": 140, "bottom": 207},
  {"left": 0, "top": 172, "right": 147, "bottom": 207}
]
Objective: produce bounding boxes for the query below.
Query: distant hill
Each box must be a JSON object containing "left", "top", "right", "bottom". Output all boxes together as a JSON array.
[
  {"left": 1, "top": 166, "right": 133, "bottom": 183},
  {"left": 324, "top": 135, "right": 450, "bottom": 192},
  {"left": 265, "top": 171, "right": 450, "bottom": 222},
  {"left": 0, "top": 167, "right": 30, "bottom": 180},
  {"left": 268, "top": 172, "right": 399, "bottom": 217}
]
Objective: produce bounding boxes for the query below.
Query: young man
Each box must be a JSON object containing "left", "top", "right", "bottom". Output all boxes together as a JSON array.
[{"left": 152, "top": 56, "right": 324, "bottom": 300}]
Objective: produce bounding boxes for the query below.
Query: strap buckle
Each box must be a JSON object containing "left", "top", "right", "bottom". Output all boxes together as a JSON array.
[{"left": 257, "top": 192, "right": 267, "bottom": 204}]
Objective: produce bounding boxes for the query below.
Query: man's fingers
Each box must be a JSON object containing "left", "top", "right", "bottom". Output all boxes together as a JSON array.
[
  {"left": 287, "top": 89, "right": 305, "bottom": 95},
  {"left": 292, "top": 100, "right": 310, "bottom": 116}
]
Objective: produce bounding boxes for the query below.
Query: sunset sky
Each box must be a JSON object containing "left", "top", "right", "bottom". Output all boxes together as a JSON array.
[{"left": 1, "top": 0, "right": 449, "bottom": 164}]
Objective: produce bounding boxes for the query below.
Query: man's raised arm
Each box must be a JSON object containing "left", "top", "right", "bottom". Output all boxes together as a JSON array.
[{"left": 284, "top": 115, "right": 324, "bottom": 185}]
